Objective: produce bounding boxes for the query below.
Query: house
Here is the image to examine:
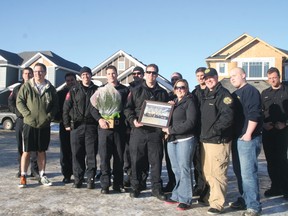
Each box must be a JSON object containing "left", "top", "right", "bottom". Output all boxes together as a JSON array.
[
  {"left": 206, "top": 33, "right": 288, "bottom": 92},
  {"left": 0, "top": 49, "right": 81, "bottom": 105},
  {"left": 91, "top": 50, "right": 173, "bottom": 92}
]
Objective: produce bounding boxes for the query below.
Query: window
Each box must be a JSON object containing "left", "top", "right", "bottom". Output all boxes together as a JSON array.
[
  {"left": 234, "top": 58, "right": 274, "bottom": 80},
  {"left": 118, "top": 60, "right": 125, "bottom": 71},
  {"left": 216, "top": 63, "right": 227, "bottom": 75}
]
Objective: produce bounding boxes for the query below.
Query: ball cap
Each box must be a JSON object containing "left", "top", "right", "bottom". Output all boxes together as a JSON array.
[
  {"left": 204, "top": 68, "right": 218, "bottom": 78},
  {"left": 80, "top": 66, "right": 92, "bottom": 75}
]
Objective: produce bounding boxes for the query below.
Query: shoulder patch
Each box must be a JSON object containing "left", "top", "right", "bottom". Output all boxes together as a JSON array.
[
  {"left": 223, "top": 97, "right": 232, "bottom": 105},
  {"left": 65, "top": 92, "right": 71, "bottom": 100}
]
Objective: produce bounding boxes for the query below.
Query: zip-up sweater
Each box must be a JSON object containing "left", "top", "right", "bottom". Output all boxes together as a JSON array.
[{"left": 16, "top": 78, "right": 59, "bottom": 128}]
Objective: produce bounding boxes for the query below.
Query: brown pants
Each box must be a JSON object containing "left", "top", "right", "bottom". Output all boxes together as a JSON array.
[{"left": 201, "top": 142, "right": 231, "bottom": 210}]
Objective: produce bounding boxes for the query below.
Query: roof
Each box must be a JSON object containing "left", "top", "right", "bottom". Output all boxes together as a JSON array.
[
  {"left": 18, "top": 51, "right": 81, "bottom": 71},
  {"left": 0, "top": 49, "right": 23, "bottom": 65},
  {"left": 220, "top": 78, "right": 270, "bottom": 93}
]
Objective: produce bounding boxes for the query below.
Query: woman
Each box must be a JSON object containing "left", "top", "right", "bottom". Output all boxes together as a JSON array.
[{"left": 162, "top": 79, "right": 198, "bottom": 210}]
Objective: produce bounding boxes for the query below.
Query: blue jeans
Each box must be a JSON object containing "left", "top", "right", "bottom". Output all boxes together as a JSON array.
[
  {"left": 168, "top": 137, "right": 196, "bottom": 205},
  {"left": 232, "top": 136, "right": 262, "bottom": 213}
]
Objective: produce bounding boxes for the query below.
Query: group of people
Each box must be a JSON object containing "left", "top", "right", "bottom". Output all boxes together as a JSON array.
[{"left": 9, "top": 63, "right": 288, "bottom": 216}]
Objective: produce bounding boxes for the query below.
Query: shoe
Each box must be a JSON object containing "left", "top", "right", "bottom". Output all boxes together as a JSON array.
[
  {"left": 123, "top": 177, "right": 131, "bottom": 187},
  {"left": 18, "top": 175, "right": 27, "bottom": 188},
  {"left": 241, "top": 209, "right": 260, "bottom": 216},
  {"left": 177, "top": 203, "right": 191, "bottom": 211},
  {"left": 152, "top": 191, "right": 167, "bottom": 201},
  {"left": 165, "top": 198, "right": 178, "bottom": 205},
  {"left": 229, "top": 197, "right": 247, "bottom": 210},
  {"left": 163, "top": 181, "right": 175, "bottom": 193},
  {"left": 72, "top": 181, "right": 83, "bottom": 188},
  {"left": 130, "top": 189, "right": 140, "bottom": 198},
  {"left": 87, "top": 182, "right": 95, "bottom": 189},
  {"left": 62, "top": 177, "right": 71, "bottom": 184},
  {"left": 207, "top": 208, "right": 222, "bottom": 215},
  {"left": 113, "top": 186, "right": 125, "bottom": 193},
  {"left": 196, "top": 198, "right": 209, "bottom": 206},
  {"left": 39, "top": 176, "right": 52, "bottom": 186},
  {"left": 101, "top": 188, "right": 109, "bottom": 194},
  {"left": 264, "top": 188, "right": 282, "bottom": 197}
]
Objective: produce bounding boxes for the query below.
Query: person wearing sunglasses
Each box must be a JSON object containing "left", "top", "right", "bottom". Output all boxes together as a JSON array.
[
  {"left": 162, "top": 79, "right": 198, "bottom": 210},
  {"left": 124, "top": 63, "right": 169, "bottom": 200},
  {"left": 129, "top": 66, "right": 144, "bottom": 88}
]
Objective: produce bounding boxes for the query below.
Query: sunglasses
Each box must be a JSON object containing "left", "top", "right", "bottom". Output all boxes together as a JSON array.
[
  {"left": 174, "top": 86, "right": 186, "bottom": 90},
  {"left": 132, "top": 72, "right": 142, "bottom": 76},
  {"left": 146, "top": 71, "right": 158, "bottom": 75}
]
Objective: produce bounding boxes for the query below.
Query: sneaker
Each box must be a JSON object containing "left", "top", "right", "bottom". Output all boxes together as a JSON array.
[
  {"left": 264, "top": 188, "right": 282, "bottom": 197},
  {"left": 229, "top": 197, "right": 247, "bottom": 210},
  {"left": 165, "top": 198, "right": 178, "bottom": 205},
  {"left": 18, "top": 175, "right": 27, "bottom": 188},
  {"left": 39, "top": 176, "right": 52, "bottom": 186},
  {"left": 207, "top": 208, "right": 222, "bottom": 215},
  {"left": 176, "top": 203, "right": 191, "bottom": 211},
  {"left": 241, "top": 209, "right": 260, "bottom": 216}
]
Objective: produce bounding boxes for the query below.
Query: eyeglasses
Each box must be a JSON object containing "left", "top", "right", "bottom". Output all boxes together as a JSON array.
[
  {"left": 146, "top": 71, "right": 158, "bottom": 75},
  {"left": 174, "top": 86, "right": 186, "bottom": 90},
  {"left": 33, "top": 71, "right": 44, "bottom": 74},
  {"left": 132, "top": 72, "right": 142, "bottom": 76}
]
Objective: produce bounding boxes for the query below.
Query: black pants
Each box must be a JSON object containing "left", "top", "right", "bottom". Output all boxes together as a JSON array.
[
  {"left": 15, "top": 118, "right": 38, "bottom": 174},
  {"left": 129, "top": 127, "right": 163, "bottom": 192},
  {"left": 70, "top": 124, "right": 98, "bottom": 183},
  {"left": 59, "top": 122, "right": 73, "bottom": 178},
  {"left": 163, "top": 138, "right": 175, "bottom": 185},
  {"left": 193, "top": 141, "right": 205, "bottom": 190},
  {"left": 98, "top": 126, "right": 126, "bottom": 189},
  {"left": 262, "top": 128, "right": 288, "bottom": 194}
]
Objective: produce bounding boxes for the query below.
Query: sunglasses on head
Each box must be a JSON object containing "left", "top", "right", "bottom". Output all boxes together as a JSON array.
[
  {"left": 174, "top": 86, "right": 186, "bottom": 90},
  {"left": 132, "top": 72, "right": 142, "bottom": 76},
  {"left": 146, "top": 71, "right": 158, "bottom": 75}
]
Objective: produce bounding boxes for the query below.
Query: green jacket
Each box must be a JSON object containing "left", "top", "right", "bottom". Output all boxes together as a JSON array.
[{"left": 16, "top": 78, "right": 59, "bottom": 128}]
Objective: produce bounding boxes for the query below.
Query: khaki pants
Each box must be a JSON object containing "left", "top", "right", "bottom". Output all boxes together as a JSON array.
[{"left": 201, "top": 142, "right": 231, "bottom": 210}]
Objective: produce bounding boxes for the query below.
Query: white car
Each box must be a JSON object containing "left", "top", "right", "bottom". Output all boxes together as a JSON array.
[{"left": 0, "top": 106, "right": 17, "bottom": 130}]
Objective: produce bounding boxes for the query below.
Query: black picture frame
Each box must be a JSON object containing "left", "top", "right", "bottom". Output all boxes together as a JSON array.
[{"left": 139, "top": 100, "right": 174, "bottom": 128}]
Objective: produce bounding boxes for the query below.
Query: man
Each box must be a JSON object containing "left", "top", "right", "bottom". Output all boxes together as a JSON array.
[
  {"left": 16, "top": 63, "right": 59, "bottom": 187},
  {"left": 8, "top": 67, "right": 39, "bottom": 179},
  {"left": 55, "top": 73, "right": 77, "bottom": 183},
  {"left": 200, "top": 68, "right": 233, "bottom": 214},
  {"left": 124, "top": 66, "right": 148, "bottom": 189},
  {"left": 124, "top": 63, "right": 168, "bottom": 200},
  {"left": 261, "top": 67, "right": 288, "bottom": 199},
  {"left": 191, "top": 67, "right": 207, "bottom": 198},
  {"left": 162, "top": 71, "right": 182, "bottom": 192},
  {"left": 94, "top": 65, "right": 129, "bottom": 194},
  {"left": 63, "top": 66, "right": 98, "bottom": 189},
  {"left": 229, "top": 67, "right": 262, "bottom": 216}
]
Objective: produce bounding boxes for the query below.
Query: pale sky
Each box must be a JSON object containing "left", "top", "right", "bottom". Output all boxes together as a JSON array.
[{"left": 1, "top": 0, "right": 287, "bottom": 87}]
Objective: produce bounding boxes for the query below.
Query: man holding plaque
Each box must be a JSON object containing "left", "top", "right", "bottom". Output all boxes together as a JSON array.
[{"left": 124, "top": 63, "right": 169, "bottom": 200}]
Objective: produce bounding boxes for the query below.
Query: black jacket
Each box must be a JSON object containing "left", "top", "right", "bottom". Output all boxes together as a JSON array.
[
  {"left": 63, "top": 82, "right": 98, "bottom": 128},
  {"left": 124, "top": 81, "right": 169, "bottom": 128},
  {"left": 8, "top": 83, "right": 23, "bottom": 118},
  {"left": 54, "top": 86, "right": 69, "bottom": 122},
  {"left": 200, "top": 83, "right": 234, "bottom": 144},
  {"left": 167, "top": 94, "right": 198, "bottom": 142}
]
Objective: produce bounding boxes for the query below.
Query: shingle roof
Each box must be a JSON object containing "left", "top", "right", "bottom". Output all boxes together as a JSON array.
[{"left": 0, "top": 49, "right": 23, "bottom": 65}]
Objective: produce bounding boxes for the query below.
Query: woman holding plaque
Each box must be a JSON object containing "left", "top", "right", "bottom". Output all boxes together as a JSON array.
[{"left": 162, "top": 79, "right": 198, "bottom": 211}]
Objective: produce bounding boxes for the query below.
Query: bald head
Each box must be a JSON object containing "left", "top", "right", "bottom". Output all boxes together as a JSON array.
[{"left": 230, "top": 67, "right": 247, "bottom": 89}]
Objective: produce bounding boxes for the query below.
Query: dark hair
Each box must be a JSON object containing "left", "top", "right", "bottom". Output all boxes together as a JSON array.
[
  {"left": 195, "top": 67, "right": 206, "bottom": 73},
  {"left": 146, "top": 64, "right": 159, "bottom": 73},
  {"left": 22, "top": 67, "right": 33, "bottom": 74},
  {"left": 106, "top": 65, "right": 117, "bottom": 73},
  {"left": 65, "top": 72, "right": 76, "bottom": 80},
  {"left": 34, "top": 62, "right": 47, "bottom": 72},
  {"left": 171, "top": 72, "right": 182, "bottom": 79},
  {"left": 267, "top": 67, "right": 280, "bottom": 77}
]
